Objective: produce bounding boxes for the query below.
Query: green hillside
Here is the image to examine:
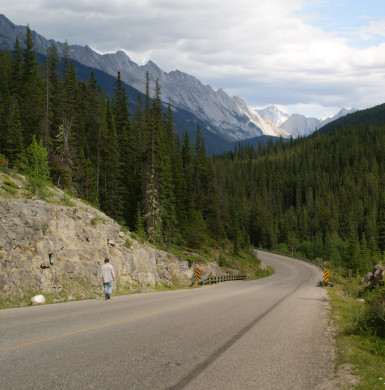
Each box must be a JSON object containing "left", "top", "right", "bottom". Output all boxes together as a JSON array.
[
  {"left": 213, "top": 120, "right": 385, "bottom": 273},
  {"left": 1, "top": 26, "right": 385, "bottom": 274},
  {"left": 320, "top": 103, "right": 385, "bottom": 134}
]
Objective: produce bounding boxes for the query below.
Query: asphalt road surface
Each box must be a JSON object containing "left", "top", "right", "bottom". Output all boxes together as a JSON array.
[{"left": 0, "top": 251, "right": 334, "bottom": 390}]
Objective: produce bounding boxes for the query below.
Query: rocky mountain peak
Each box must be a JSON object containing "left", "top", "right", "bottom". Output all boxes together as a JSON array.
[
  {"left": 256, "top": 105, "right": 290, "bottom": 127},
  {"left": 0, "top": 14, "right": 293, "bottom": 143},
  {"left": 0, "top": 14, "right": 360, "bottom": 145}
]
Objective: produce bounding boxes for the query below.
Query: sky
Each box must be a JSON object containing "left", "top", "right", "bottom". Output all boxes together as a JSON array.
[{"left": 1, "top": 0, "right": 385, "bottom": 119}]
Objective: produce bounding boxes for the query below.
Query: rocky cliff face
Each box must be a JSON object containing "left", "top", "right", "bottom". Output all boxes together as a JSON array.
[
  {"left": 0, "top": 186, "right": 222, "bottom": 301},
  {"left": 362, "top": 263, "right": 385, "bottom": 290}
]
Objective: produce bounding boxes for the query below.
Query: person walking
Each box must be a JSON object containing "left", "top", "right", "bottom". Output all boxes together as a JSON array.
[{"left": 100, "top": 258, "right": 116, "bottom": 300}]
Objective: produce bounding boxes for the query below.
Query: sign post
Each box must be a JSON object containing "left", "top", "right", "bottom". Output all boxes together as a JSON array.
[{"left": 324, "top": 269, "right": 329, "bottom": 283}]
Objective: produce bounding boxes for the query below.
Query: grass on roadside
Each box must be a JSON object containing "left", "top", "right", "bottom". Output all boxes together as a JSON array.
[{"left": 327, "top": 286, "right": 385, "bottom": 389}]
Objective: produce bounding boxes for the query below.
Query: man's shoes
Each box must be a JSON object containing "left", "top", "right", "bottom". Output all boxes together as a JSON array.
[{"left": 107, "top": 293, "right": 111, "bottom": 299}]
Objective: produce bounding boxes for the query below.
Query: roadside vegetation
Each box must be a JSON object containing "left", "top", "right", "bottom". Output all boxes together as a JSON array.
[{"left": 327, "top": 276, "right": 385, "bottom": 390}]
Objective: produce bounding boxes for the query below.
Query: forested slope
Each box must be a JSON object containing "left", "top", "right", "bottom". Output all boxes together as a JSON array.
[
  {"left": 0, "top": 27, "right": 241, "bottom": 251},
  {"left": 320, "top": 103, "right": 385, "bottom": 134},
  {"left": 214, "top": 122, "right": 385, "bottom": 273},
  {"left": 1, "top": 27, "right": 385, "bottom": 277}
]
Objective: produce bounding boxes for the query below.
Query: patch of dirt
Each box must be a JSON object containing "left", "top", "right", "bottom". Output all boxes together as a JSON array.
[
  {"left": 315, "top": 303, "right": 360, "bottom": 390},
  {"left": 315, "top": 362, "right": 360, "bottom": 389}
]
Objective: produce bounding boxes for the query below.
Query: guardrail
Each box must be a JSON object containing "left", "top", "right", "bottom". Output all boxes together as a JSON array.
[
  {"left": 193, "top": 249, "right": 325, "bottom": 286},
  {"left": 255, "top": 247, "right": 325, "bottom": 271},
  {"left": 196, "top": 274, "right": 247, "bottom": 285}
]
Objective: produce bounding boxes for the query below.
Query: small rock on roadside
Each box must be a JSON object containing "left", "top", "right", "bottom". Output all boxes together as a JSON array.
[{"left": 31, "top": 294, "right": 46, "bottom": 305}]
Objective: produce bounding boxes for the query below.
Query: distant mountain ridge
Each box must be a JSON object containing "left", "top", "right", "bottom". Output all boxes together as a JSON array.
[
  {"left": 256, "top": 106, "right": 358, "bottom": 136},
  {"left": 319, "top": 103, "right": 385, "bottom": 134},
  {"left": 0, "top": 14, "right": 290, "bottom": 143},
  {"left": 0, "top": 13, "right": 359, "bottom": 147}
]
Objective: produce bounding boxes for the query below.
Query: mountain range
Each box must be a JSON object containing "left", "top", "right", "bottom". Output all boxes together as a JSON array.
[
  {"left": 256, "top": 106, "right": 358, "bottom": 137},
  {"left": 0, "top": 14, "right": 357, "bottom": 153}
]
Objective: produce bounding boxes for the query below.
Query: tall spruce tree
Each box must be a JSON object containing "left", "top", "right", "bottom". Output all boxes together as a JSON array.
[
  {"left": 0, "top": 50, "right": 12, "bottom": 152},
  {"left": 113, "top": 72, "right": 135, "bottom": 226},
  {"left": 21, "top": 25, "right": 43, "bottom": 143},
  {"left": 153, "top": 83, "right": 177, "bottom": 245},
  {"left": 44, "top": 42, "right": 61, "bottom": 151},
  {"left": 5, "top": 97, "right": 24, "bottom": 165},
  {"left": 130, "top": 93, "right": 146, "bottom": 230},
  {"left": 99, "top": 99, "right": 123, "bottom": 222},
  {"left": 143, "top": 78, "right": 162, "bottom": 243},
  {"left": 10, "top": 38, "right": 23, "bottom": 97},
  {"left": 85, "top": 72, "right": 105, "bottom": 202}
]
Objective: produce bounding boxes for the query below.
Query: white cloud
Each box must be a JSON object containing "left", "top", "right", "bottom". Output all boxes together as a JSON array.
[
  {"left": 361, "top": 17, "right": 385, "bottom": 38},
  {"left": 1, "top": 0, "right": 385, "bottom": 117}
]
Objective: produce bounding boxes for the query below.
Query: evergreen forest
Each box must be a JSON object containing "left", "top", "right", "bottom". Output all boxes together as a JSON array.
[{"left": 1, "top": 27, "right": 385, "bottom": 278}]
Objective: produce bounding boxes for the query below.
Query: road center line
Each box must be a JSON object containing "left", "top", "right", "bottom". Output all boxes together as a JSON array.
[{"left": 0, "top": 285, "right": 259, "bottom": 352}]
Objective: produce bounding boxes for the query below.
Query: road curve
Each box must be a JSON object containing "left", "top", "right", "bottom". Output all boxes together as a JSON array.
[{"left": 0, "top": 251, "right": 334, "bottom": 389}]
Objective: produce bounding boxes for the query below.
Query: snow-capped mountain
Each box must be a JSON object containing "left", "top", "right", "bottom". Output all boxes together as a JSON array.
[
  {"left": 256, "top": 106, "right": 358, "bottom": 137},
  {"left": 0, "top": 14, "right": 288, "bottom": 141},
  {"left": 256, "top": 106, "right": 290, "bottom": 127}
]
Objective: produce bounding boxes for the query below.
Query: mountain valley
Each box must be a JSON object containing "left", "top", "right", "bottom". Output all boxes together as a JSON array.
[{"left": 0, "top": 14, "right": 358, "bottom": 153}]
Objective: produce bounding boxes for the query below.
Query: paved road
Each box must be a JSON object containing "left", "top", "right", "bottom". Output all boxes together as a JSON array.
[{"left": 0, "top": 251, "right": 334, "bottom": 389}]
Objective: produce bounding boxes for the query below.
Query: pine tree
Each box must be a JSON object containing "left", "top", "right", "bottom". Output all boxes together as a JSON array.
[
  {"left": 344, "top": 229, "right": 361, "bottom": 272},
  {"left": 51, "top": 45, "right": 79, "bottom": 190},
  {"left": 184, "top": 209, "right": 208, "bottom": 249},
  {"left": 113, "top": 71, "right": 135, "bottom": 225},
  {"left": 154, "top": 87, "right": 177, "bottom": 245},
  {"left": 0, "top": 49, "right": 11, "bottom": 97},
  {"left": 143, "top": 78, "right": 163, "bottom": 243},
  {"left": 5, "top": 97, "right": 24, "bottom": 165},
  {"left": 62, "top": 42, "right": 78, "bottom": 131},
  {"left": 134, "top": 203, "right": 146, "bottom": 242},
  {"left": 84, "top": 72, "right": 105, "bottom": 201},
  {"left": 44, "top": 42, "right": 61, "bottom": 151},
  {"left": 377, "top": 205, "right": 385, "bottom": 252},
  {"left": 54, "top": 116, "right": 73, "bottom": 189},
  {"left": 25, "top": 136, "right": 50, "bottom": 199},
  {"left": 99, "top": 99, "right": 123, "bottom": 221},
  {"left": 129, "top": 93, "right": 146, "bottom": 226},
  {"left": 193, "top": 125, "right": 208, "bottom": 214},
  {"left": 0, "top": 50, "right": 12, "bottom": 152},
  {"left": 205, "top": 159, "right": 226, "bottom": 239},
  {"left": 360, "top": 233, "right": 370, "bottom": 274},
  {"left": 143, "top": 160, "right": 162, "bottom": 244},
  {"left": 181, "top": 130, "right": 194, "bottom": 205},
  {"left": 21, "top": 26, "right": 43, "bottom": 143},
  {"left": 113, "top": 72, "right": 130, "bottom": 131},
  {"left": 10, "top": 38, "right": 23, "bottom": 97},
  {"left": 22, "top": 26, "right": 37, "bottom": 84},
  {"left": 72, "top": 148, "right": 97, "bottom": 204}
]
